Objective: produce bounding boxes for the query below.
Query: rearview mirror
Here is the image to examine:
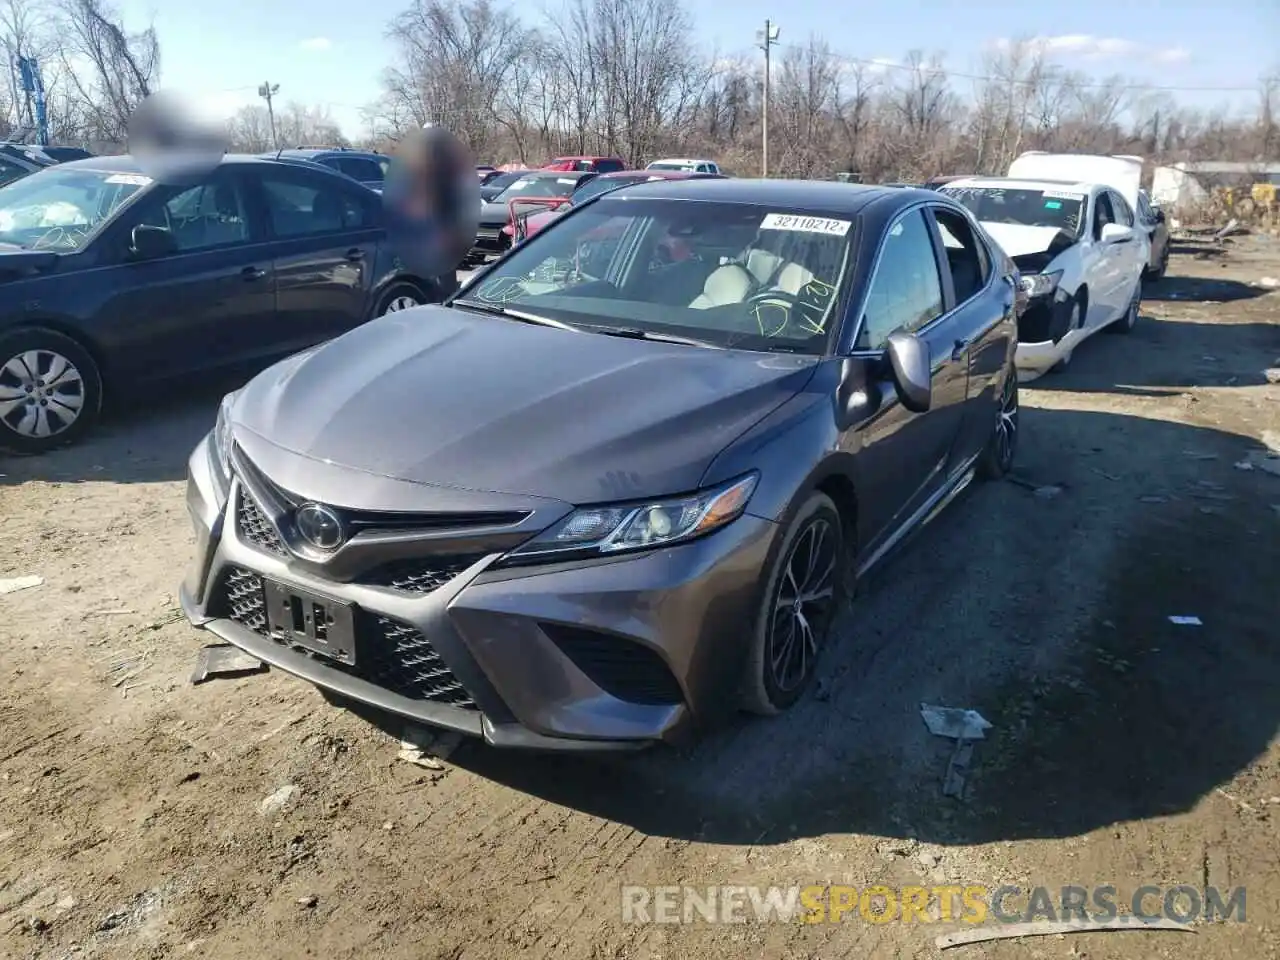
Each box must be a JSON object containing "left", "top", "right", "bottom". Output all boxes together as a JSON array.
[
  {"left": 885, "top": 330, "right": 931, "bottom": 413},
  {"left": 1100, "top": 223, "right": 1135, "bottom": 245},
  {"left": 130, "top": 224, "right": 177, "bottom": 260}
]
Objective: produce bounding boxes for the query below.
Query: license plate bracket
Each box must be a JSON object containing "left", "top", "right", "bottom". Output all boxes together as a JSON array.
[{"left": 262, "top": 579, "right": 358, "bottom": 666}]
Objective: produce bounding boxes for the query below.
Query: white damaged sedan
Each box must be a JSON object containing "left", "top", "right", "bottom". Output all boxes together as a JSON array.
[{"left": 940, "top": 176, "right": 1148, "bottom": 378}]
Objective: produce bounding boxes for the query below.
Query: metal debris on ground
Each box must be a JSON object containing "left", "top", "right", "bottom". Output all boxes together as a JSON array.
[
  {"left": 920, "top": 704, "right": 992, "bottom": 799},
  {"left": 936, "top": 917, "right": 1196, "bottom": 949},
  {"left": 297, "top": 895, "right": 318, "bottom": 909},
  {"left": 189, "top": 643, "right": 268, "bottom": 685},
  {"left": 1257, "top": 276, "right": 1280, "bottom": 289},
  {"left": 0, "top": 575, "right": 43, "bottom": 594},
  {"left": 1168, "top": 616, "right": 1203, "bottom": 626},
  {"left": 397, "top": 724, "right": 463, "bottom": 769}
]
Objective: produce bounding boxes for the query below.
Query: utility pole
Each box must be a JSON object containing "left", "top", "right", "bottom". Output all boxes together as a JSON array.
[
  {"left": 258, "top": 81, "right": 280, "bottom": 151},
  {"left": 756, "top": 20, "right": 779, "bottom": 178}
]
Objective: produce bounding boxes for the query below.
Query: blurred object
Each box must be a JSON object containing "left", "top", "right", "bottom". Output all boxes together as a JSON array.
[
  {"left": 382, "top": 127, "right": 478, "bottom": 280},
  {"left": 127, "top": 91, "right": 228, "bottom": 184}
]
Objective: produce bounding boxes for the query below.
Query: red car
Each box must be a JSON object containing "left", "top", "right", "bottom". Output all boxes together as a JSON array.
[
  {"left": 540, "top": 155, "right": 626, "bottom": 173},
  {"left": 505, "top": 169, "right": 724, "bottom": 246}
]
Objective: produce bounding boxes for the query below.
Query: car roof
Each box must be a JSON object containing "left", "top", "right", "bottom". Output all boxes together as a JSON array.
[
  {"left": 598, "top": 169, "right": 714, "bottom": 181},
  {"left": 944, "top": 175, "right": 1098, "bottom": 195},
  {"left": 56, "top": 153, "right": 369, "bottom": 178},
  {"left": 522, "top": 169, "right": 595, "bottom": 179},
  {"left": 602, "top": 177, "right": 901, "bottom": 211}
]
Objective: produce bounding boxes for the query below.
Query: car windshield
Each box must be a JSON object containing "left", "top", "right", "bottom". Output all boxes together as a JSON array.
[
  {"left": 460, "top": 197, "right": 852, "bottom": 355},
  {"left": 941, "top": 185, "right": 1084, "bottom": 236},
  {"left": 496, "top": 176, "right": 581, "bottom": 202},
  {"left": 0, "top": 166, "right": 148, "bottom": 250}
]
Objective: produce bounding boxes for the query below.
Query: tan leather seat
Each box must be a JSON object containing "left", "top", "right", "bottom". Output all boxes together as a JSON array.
[
  {"left": 689, "top": 250, "right": 817, "bottom": 309},
  {"left": 689, "top": 263, "right": 756, "bottom": 309}
]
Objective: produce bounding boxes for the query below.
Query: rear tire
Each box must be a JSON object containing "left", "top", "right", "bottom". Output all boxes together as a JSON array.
[
  {"left": 741, "top": 492, "right": 846, "bottom": 716},
  {"left": 373, "top": 282, "right": 426, "bottom": 318},
  {"left": 1108, "top": 281, "right": 1141, "bottom": 335},
  {"left": 976, "top": 372, "right": 1018, "bottom": 480},
  {"left": 0, "top": 327, "right": 103, "bottom": 455}
]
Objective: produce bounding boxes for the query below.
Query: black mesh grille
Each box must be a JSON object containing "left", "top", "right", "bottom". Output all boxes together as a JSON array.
[
  {"left": 237, "top": 489, "right": 286, "bottom": 557},
  {"left": 542, "top": 623, "right": 683, "bottom": 706},
  {"left": 211, "top": 566, "right": 476, "bottom": 708},
  {"left": 361, "top": 556, "right": 485, "bottom": 595}
]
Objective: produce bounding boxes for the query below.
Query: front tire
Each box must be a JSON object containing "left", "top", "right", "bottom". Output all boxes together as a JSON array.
[
  {"left": 0, "top": 328, "right": 103, "bottom": 456},
  {"left": 976, "top": 372, "right": 1018, "bottom": 480},
  {"left": 741, "top": 492, "right": 846, "bottom": 716}
]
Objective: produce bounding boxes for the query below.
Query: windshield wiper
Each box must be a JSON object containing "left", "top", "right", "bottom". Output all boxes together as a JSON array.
[
  {"left": 588, "top": 325, "right": 721, "bottom": 349},
  {"left": 451, "top": 299, "right": 581, "bottom": 332}
]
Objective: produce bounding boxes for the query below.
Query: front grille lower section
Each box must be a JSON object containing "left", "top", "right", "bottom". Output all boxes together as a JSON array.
[
  {"left": 237, "top": 489, "right": 287, "bottom": 557},
  {"left": 542, "top": 623, "right": 684, "bottom": 706},
  {"left": 211, "top": 566, "right": 477, "bottom": 708}
]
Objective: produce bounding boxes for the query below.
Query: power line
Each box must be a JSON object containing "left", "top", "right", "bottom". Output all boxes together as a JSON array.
[{"left": 772, "top": 42, "right": 1264, "bottom": 94}]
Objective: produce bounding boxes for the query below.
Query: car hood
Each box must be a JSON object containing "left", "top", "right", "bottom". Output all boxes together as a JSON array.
[
  {"left": 981, "top": 223, "right": 1074, "bottom": 258},
  {"left": 478, "top": 200, "right": 511, "bottom": 227},
  {"left": 234, "top": 305, "right": 817, "bottom": 504}
]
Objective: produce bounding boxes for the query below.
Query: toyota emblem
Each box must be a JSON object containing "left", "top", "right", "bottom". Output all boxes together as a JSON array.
[{"left": 294, "top": 502, "right": 345, "bottom": 551}]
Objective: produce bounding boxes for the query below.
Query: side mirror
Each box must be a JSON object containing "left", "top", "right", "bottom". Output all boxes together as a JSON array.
[
  {"left": 885, "top": 330, "right": 931, "bottom": 413},
  {"left": 130, "top": 224, "right": 177, "bottom": 260},
  {"left": 1100, "top": 223, "right": 1135, "bottom": 245}
]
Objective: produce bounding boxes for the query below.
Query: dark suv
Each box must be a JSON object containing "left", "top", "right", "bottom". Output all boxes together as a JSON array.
[{"left": 265, "top": 148, "right": 389, "bottom": 190}]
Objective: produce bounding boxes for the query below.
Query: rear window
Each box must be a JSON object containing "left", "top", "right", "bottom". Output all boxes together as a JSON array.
[{"left": 593, "top": 158, "right": 624, "bottom": 173}]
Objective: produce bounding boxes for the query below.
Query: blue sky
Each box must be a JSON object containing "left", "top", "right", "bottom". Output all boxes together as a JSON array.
[{"left": 120, "top": 0, "right": 1275, "bottom": 138}]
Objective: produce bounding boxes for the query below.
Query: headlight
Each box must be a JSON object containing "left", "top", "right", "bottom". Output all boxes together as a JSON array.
[
  {"left": 212, "top": 391, "right": 237, "bottom": 480},
  {"left": 1019, "top": 270, "right": 1063, "bottom": 299},
  {"left": 502, "top": 473, "right": 759, "bottom": 564}
]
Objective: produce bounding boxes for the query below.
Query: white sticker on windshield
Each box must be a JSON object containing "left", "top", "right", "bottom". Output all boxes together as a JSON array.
[
  {"left": 105, "top": 174, "right": 152, "bottom": 185},
  {"left": 557, "top": 178, "right": 576, "bottom": 184},
  {"left": 1041, "top": 190, "right": 1085, "bottom": 201},
  {"left": 760, "top": 213, "right": 851, "bottom": 236},
  {"left": 509, "top": 179, "right": 530, "bottom": 189}
]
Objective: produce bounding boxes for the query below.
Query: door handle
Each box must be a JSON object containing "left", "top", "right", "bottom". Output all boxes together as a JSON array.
[
  {"left": 344, "top": 248, "right": 366, "bottom": 262},
  {"left": 241, "top": 266, "right": 267, "bottom": 281}
]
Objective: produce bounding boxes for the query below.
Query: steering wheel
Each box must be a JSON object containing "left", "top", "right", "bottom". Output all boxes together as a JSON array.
[{"left": 745, "top": 289, "right": 806, "bottom": 336}]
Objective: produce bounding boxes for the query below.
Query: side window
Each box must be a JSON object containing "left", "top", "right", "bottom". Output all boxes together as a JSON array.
[
  {"left": 261, "top": 175, "right": 372, "bottom": 237},
  {"left": 0, "top": 157, "right": 29, "bottom": 187},
  {"left": 334, "top": 157, "right": 382, "bottom": 182},
  {"left": 696, "top": 163, "right": 711, "bottom": 174},
  {"left": 131, "top": 178, "right": 250, "bottom": 253},
  {"left": 857, "top": 209, "right": 944, "bottom": 350},
  {"left": 594, "top": 158, "right": 624, "bottom": 173},
  {"left": 1111, "top": 192, "right": 1133, "bottom": 227},
  {"left": 1092, "top": 193, "right": 1115, "bottom": 240},
  {"left": 932, "top": 207, "right": 988, "bottom": 304}
]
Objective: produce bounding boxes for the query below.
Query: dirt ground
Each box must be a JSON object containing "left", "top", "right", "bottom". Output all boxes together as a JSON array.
[{"left": 1, "top": 238, "right": 1278, "bottom": 960}]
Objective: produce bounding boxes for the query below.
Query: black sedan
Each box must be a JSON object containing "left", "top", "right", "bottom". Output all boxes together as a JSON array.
[
  {"left": 470, "top": 170, "right": 597, "bottom": 260},
  {"left": 0, "top": 154, "right": 439, "bottom": 454},
  {"left": 183, "top": 179, "right": 1022, "bottom": 750},
  {"left": 479, "top": 170, "right": 527, "bottom": 202}
]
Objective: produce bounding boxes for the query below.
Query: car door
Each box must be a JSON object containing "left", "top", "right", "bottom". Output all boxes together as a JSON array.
[
  {"left": 250, "top": 166, "right": 382, "bottom": 348},
  {"left": 1086, "top": 191, "right": 1125, "bottom": 323},
  {"left": 90, "top": 169, "right": 278, "bottom": 381},
  {"left": 928, "top": 203, "right": 1015, "bottom": 469},
  {"left": 1109, "top": 190, "right": 1146, "bottom": 291},
  {"left": 842, "top": 206, "right": 970, "bottom": 554}
]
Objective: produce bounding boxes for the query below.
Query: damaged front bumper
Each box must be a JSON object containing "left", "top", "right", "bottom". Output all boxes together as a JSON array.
[
  {"left": 181, "top": 436, "right": 777, "bottom": 752},
  {"left": 1014, "top": 290, "right": 1076, "bottom": 373}
]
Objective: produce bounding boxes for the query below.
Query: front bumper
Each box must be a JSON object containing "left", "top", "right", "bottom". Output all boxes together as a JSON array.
[{"left": 182, "top": 438, "right": 777, "bottom": 751}]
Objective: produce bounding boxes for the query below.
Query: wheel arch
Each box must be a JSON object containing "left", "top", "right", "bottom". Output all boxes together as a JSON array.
[{"left": 1, "top": 317, "right": 109, "bottom": 382}]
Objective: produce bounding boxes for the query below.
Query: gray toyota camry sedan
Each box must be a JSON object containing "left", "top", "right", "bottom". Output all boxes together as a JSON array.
[{"left": 181, "top": 178, "right": 1020, "bottom": 751}]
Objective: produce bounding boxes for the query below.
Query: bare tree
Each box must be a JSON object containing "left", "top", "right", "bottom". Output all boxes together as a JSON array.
[{"left": 56, "top": 0, "right": 157, "bottom": 143}]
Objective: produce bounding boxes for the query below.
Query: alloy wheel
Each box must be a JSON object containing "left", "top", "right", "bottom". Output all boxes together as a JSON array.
[
  {"left": 767, "top": 517, "right": 838, "bottom": 693},
  {"left": 994, "top": 374, "right": 1018, "bottom": 470},
  {"left": 383, "top": 294, "right": 421, "bottom": 315},
  {"left": 0, "top": 349, "right": 86, "bottom": 439}
]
